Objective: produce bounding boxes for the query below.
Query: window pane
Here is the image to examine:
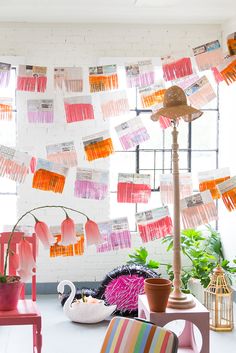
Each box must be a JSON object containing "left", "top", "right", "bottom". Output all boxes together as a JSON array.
[
  {"left": 0, "top": 178, "right": 17, "bottom": 193},
  {"left": 192, "top": 112, "right": 217, "bottom": 149}
]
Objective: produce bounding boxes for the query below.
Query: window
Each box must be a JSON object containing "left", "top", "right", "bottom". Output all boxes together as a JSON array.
[
  {"left": 0, "top": 68, "right": 17, "bottom": 225},
  {"left": 109, "top": 65, "right": 219, "bottom": 231}
]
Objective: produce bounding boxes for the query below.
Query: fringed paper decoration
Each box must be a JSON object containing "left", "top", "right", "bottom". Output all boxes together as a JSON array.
[
  {"left": 0, "top": 98, "right": 13, "bottom": 121},
  {"left": 18, "top": 237, "right": 36, "bottom": 282},
  {"left": 115, "top": 117, "right": 150, "bottom": 151},
  {"left": 176, "top": 73, "right": 200, "bottom": 90},
  {"left": 139, "top": 85, "right": 166, "bottom": 108},
  {"left": 117, "top": 173, "right": 151, "bottom": 203},
  {"left": 64, "top": 96, "right": 94, "bottom": 123},
  {"left": 198, "top": 168, "right": 230, "bottom": 200},
  {"left": 160, "top": 173, "right": 193, "bottom": 205},
  {"left": 0, "top": 145, "right": 31, "bottom": 183},
  {"left": 74, "top": 168, "right": 109, "bottom": 200},
  {"left": 0, "top": 62, "right": 11, "bottom": 88},
  {"left": 100, "top": 90, "right": 130, "bottom": 119},
  {"left": 17, "top": 65, "right": 47, "bottom": 92},
  {"left": 136, "top": 206, "right": 173, "bottom": 243},
  {"left": 89, "top": 65, "right": 118, "bottom": 92},
  {"left": 125, "top": 60, "right": 154, "bottom": 88},
  {"left": 96, "top": 217, "right": 131, "bottom": 253},
  {"left": 83, "top": 130, "right": 114, "bottom": 161},
  {"left": 211, "top": 67, "right": 224, "bottom": 84},
  {"left": 27, "top": 99, "right": 53, "bottom": 123},
  {"left": 192, "top": 40, "right": 224, "bottom": 71},
  {"left": 217, "top": 176, "right": 236, "bottom": 212},
  {"left": 158, "top": 116, "right": 172, "bottom": 129},
  {"left": 227, "top": 33, "right": 236, "bottom": 56},
  {"left": 162, "top": 57, "right": 193, "bottom": 81},
  {"left": 180, "top": 190, "right": 218, "bottom": 229},
  {"left": 50, "top": 224, "right": 84, "bottom": 257},
  {"left": 184, "top": 76, "right": 216, "bottom": 108},
  {"left": 54, "top": 67, "right": 83, "bottom": 92},
  {"left": 32, "top": 158, "right": 68, "bottom": 193},
  {"left": 216, "top": 55, "right": 236, "bottom": 85},
  {"left": 46, "top": 141, "right": 78, "bottom": 168}
]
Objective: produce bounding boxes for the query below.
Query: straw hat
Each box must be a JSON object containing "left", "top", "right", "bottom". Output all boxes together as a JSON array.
[{"left": 151, "top": 85, "right": 203, "bottom": 123}]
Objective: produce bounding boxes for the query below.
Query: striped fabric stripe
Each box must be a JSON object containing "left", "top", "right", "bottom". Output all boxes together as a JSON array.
[{"left": 100, "top": 317, "right": 177, "bottom": 353}]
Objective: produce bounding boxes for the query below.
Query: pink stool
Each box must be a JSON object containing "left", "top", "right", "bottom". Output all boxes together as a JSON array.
[{"left": 138, "top": 294, "right": 209, "bottom": 353}]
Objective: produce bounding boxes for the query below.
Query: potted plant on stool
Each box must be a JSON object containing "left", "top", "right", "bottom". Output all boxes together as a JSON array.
[{"left": 0, "top": 205, "right": 100, "bottom": 311}]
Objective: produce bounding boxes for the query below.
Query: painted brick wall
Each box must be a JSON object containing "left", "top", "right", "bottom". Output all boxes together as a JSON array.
[{"left": 0, "top": 23, "right": 222, "bottom": 283}]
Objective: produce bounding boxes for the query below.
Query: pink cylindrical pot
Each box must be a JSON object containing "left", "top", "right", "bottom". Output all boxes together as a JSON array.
[
  {"left": 144, "top": 278, "right": 172, "bottom": 312},
  {"left": 0, "top": 277, "right": 23, "bottom": 311}
]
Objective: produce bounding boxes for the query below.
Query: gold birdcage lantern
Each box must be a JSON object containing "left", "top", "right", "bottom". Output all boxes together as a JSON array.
[{"left": 204, "top": 265, "right": 234, "bottom": 331}]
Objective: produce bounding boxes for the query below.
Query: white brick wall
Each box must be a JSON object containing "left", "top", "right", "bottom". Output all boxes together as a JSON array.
[{"left": 0, "top": 22, "right": 221, "bottom": 283}]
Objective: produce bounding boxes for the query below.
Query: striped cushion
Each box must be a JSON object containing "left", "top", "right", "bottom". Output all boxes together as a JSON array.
[{"left": 100, "top": 317, "right": 177, "bottom": 353}]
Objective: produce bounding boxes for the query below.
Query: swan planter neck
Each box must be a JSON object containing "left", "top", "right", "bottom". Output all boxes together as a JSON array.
[{"left": 57, "top": 280, "right": 116, "bottom": 324}]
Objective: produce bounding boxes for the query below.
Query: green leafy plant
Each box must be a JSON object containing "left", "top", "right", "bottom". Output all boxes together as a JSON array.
[{"left": 127, "top": 226, "right": 236, "bottom": 291}]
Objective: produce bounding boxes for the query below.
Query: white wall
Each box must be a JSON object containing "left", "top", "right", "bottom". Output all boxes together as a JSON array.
[{"left": 0, "top": 23, "right": 222, "bottom": 283}]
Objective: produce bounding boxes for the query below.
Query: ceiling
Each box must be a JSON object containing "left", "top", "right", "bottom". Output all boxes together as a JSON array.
[{"left": 0, "top": 0, "right": 235, "bottom": 24}]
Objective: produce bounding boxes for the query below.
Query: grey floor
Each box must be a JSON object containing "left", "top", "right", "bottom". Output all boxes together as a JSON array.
[{"left": 0, "top": 295, "right": 235, "bottom": 353}]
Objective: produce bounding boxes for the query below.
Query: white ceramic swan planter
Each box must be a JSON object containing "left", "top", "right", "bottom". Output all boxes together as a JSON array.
[{"left": 57, "top": 280, "right": 116, "bottom": 324}]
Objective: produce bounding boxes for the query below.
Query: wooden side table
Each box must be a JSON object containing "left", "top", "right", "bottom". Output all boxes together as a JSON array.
[{"left": 138, "top": 294, "right": 209, "bottom": 353}]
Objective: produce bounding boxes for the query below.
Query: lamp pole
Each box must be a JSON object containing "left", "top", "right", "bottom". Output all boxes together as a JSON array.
[{"left": 167, "top": 122, "right": 195, "bottom": 309}]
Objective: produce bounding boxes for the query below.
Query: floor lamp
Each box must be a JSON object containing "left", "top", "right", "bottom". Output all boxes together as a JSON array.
[{"left": 151, "top": 85, "right": 203, "bottom": 309}]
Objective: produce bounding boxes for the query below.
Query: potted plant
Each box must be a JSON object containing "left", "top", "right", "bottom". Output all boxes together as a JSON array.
[{"left": 0, "top": 205, "right": 100, "bottom": 311}]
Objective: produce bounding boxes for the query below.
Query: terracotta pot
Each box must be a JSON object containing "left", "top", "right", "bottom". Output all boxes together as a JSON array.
[
  {"left": 144, "top": 278, "right": 172, "bottom": 312},
  {"left": 0, "top": 276, "right": 23, "bottom": 311}
]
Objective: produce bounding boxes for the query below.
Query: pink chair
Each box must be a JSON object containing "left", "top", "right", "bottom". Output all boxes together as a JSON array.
[{"left": 0, "top": 232, "right": 42, "bottom": 353}]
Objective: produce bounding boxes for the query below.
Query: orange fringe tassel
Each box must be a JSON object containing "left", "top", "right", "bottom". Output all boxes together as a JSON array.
[
  {"left": 0, "top": 104, "right": 13, "bottom": 120},
  {"left": 32, "top": 169, "right": 65, "bottom": 193},
  {"left": 84, "top": 138, "right": 114, "bottom": 161},
  {"left": 50, "top": 234, "right": 84, "bottom": 257},
  {"left": 141, "top": 89, "right": 166, "bottom": 108},
  {"left": 89, "top": 74, "right": 118, "bottom": 92},
  {"left": 227, "top": 38, "right": 236, "bottom": 56},
  {"left": 221, "top": 189, "right": 236, "bottom": 212},
  {"left": 199, "top": 176, "right": 230, "bottom": 200},
  {"left": 220, "top": 58, "right": 236, "bottom": 85}
]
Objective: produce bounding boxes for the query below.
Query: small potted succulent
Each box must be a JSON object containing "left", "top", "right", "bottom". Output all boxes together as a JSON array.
[{"left": 0, "top": 205, "right": 100, "bottom": 311}]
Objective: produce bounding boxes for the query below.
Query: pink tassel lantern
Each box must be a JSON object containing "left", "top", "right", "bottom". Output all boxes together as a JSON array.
[
  {"left": 59, "top": 216, "right": 77, "bottom": 246},
  {"left": 17, "top": 238, "right": 36, "bottom": 282},
  {"left": 34, "top": 220, "right": 55, "bottom": 249},
  {"left": 85, "top": 219, "right": 101, "bottom": 246}
]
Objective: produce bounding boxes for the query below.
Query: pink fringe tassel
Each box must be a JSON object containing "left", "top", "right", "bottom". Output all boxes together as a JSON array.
[
  {"left": 97, "top": 230, "right": 131, "bottom": 253},
  {"left": 158, "top": 116, "right": 172, "bottom": 129},
  {"left": 0, "top": 156, "right": 29, "bottom": 183},
  {"left": 117, "top": 182, "right": 151, "bottom": 203},
  {"left": 47, "top": 150, "right": 78, "bottom": 168},
  {"left": 181, "top": 203, "right": 218, "bottom": 229},
  {"left": 0, "top": 71, "right": 10, "bottom": 88},
  {"left": 65, "top": 103, "right": 94, "bottom": 123},
  {"left": 138, "top": 216, "right": 173, "bottom": 243},
  {"left": 17, "top": 76, "right": 47, "bottom": 92},
  {"left": 101, "top": 98, "right": 129, "bottom": 119},
  {"left": 28, "top": 111, "right": 53, "bottom": 123},
  {"left": 119, "top": 127, "right": 150, "bottom": 150},
  {"left": 74, "top": 180, "right": 108, "bottom": 200},
  {"left": 162, "top": 57, "right": 193, "bottom": 81}
]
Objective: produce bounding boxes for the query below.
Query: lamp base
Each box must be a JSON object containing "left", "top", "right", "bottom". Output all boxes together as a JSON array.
[{"left": 167, "top": 293, "right": 196, "bottom": 309}]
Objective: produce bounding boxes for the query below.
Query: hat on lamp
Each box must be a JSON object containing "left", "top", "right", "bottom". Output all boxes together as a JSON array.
[{"left": 151, "top": 85, "right": 203, "bottom": 123}]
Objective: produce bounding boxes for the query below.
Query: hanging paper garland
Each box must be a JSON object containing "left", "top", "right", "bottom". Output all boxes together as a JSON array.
[
  {"left": 160, "top": 173, "right": 193, "bottom": 205},
  {"left": 46, "top": 141, "right": 78, "bottom": 168},
  {"left": 162, "top": 57, "right": 193, "bottom": 81},
  {"left": 125, "top": 60, "right": 154, "bottom": 88},
  {"left": 50, "top": 224, "right": 84, "bottom": 257},
  {"left": 117, "top": 173, "right": 151, "bottom": 203},
  {"left": 184, "top": 76, "right": 216, "bottom": 108},
  {"left": 192, "top": 40, "right": 224, "bottom": 71},
  {"left": 136, "top": 206, "right": 173, "bottom": 243},
  {"left": 17, "top": 65, "right": 47, "bottom": 92},
  {"left": 96, "top": 217, "right": 131, "bottom": 253},
  {"left": 215, "top": 55, "right": 236, "bottom": 85},
  {"left": 217, "top": 176, "right": 236, "bottom": 212},
  {"left": 32, "top": 158, "right": 68, "bottom": 193},
  {"left": 74, "top": 168, "right": 109, "bottom": 200},
  {"left": 0, "top": 62, "right": 11, "bottom": 88},
  {"left": 158, "top": 116, "right": 172, "bottom": 129},
  {"left": 0, "top": 98, "right": 13, "bottom": 121},
  {"left": 100, "top": 90, "right": 130, "bottom": 119},
  {"left": 27, "top": 99, "right": 53, "bottom": 123},
  {"left": 115, "top": 117, "right": 150, "bottom": 150},
  {"left": 64, "top": 96, "right": 94, "bottom": 123},
  {"left": 227, "top": 32, "right": 236, "bottom": 56},
  {"left": 54, "top": 67, "right": 83, "bottom": 92},
  {"left": 139, "top": 85, "right": 166, "bottom": 108},
  {"left": 180, "top": 190, "right": 218, "bottom": 229},
  {"left": 83, "top": 130, "right": 114, "bottom": 161},
  {"left": 0, "top": 145, "right": 31, "bottom": 183},
  {"left": 198, "top": 168, "right": 230, "bottom": 200},
  {"left": 89, "top": 65, "right": 118, "bottom": 92}
]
